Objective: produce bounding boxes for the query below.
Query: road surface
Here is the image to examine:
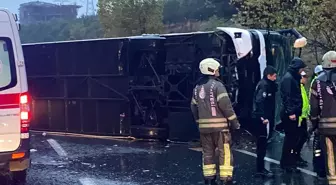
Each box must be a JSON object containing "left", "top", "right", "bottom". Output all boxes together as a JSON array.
[{"left": 6, "top": 131, "right": 326, "bottom": 185}]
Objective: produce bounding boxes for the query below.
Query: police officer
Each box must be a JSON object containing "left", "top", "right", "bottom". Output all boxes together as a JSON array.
[
  {"left": 295, "top": 71, "right": 309, "bottom": 167},
  {"left": 279, "top": 57, "right": 307, "bottom": 172},
  {"left": 252, "top": 66, "right": 278, "bottom": 177},
  {"left": 190, "top": 58, "right": 240, "bottom": 185},
  {"left": 310, "top": 51, "right": 336, "bottom": 185}
]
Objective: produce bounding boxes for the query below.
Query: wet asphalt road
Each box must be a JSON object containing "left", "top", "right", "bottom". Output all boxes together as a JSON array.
[{"left": 10, "top": 131, "right": 327, "bottom": 185}]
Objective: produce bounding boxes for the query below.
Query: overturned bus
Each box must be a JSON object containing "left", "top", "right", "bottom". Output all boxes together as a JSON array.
[{"left": 22, "top": 27, "right": 306, "bottom": 141}]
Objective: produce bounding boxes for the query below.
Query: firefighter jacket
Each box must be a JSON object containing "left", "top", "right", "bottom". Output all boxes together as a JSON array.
[
  {"left": 280, "top": 58, "right": 306, "bottom": 117},
  {"left": 299, "top": 84, "right": 309, "bottom": 126},
  {"left": 252, "top": 77, "right": 277, "bottom": 122},
  {"left": 310, "top": 76, "right": 317, "bottom": 90},
  {"left": 190, "top": 76, "right": 240, "bottom": 134},
  {"left": 310, "top": 69, "right": 336, "bottom": 135}
]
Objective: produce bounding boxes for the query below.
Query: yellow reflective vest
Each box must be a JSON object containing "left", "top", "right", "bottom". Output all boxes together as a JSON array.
[{"left": 299, "top": 83, "right": 309, "bottom": 126}]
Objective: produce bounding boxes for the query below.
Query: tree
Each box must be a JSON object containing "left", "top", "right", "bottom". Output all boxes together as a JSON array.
[
  {"left": 162, "top": 0, "right": 236, "bottom": 24},
  {"left": 230, "top": 0, "right": 317, "bottom": 31},
  {"left": 230, "top": 0, "right": 336, "bottom": 56},
  {"left": 20, "top": 16, "right": 103, "bottom": 43},
  {"left": 199, "top": 15, "right": 234, "bottom": 31},
  {"left": 307, "top": 0, "right": 336, "bottom": 51},
  {"left": 98, "top": 0, "right": 164, "bottom": 37}
]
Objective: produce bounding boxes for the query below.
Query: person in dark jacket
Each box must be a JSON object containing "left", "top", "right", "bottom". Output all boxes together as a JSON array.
[
  {"left": 279, "top": 57, "right": 307, "bottom": 171},
  {"left": 310, "top": 51, "right": 336, "bottom": 184},
  {"left": 252, "top": 66, "right": 278, "bottom": 177}
]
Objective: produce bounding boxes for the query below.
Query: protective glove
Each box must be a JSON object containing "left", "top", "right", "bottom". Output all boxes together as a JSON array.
[
  {"left": 230, "top": 128, "right": 243, "bottom": 147},
  {"left": 230, "top": 120, "right": 240, "bottom": 130}
]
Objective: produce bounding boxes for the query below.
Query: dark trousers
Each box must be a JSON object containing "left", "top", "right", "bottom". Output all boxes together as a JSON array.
[
  {"left": 200, "top": 131, "right": 233, "bottom": 180},
  {"left": 296, "top": 118, "right": 308, "bottom": 157},
  {"left": 253, "top": 118, "right": 269, "bottom": 171},
  {"left": 280, "top": 115, "right": 300, "bottom": 168},
  {"left": 313, "top": 132, "right": 326, "bottom": 177}
]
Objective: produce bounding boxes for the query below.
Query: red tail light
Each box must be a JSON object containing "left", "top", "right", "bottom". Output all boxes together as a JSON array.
[{"left": 20, "top": 92, "right": 31, "bottom": 135}]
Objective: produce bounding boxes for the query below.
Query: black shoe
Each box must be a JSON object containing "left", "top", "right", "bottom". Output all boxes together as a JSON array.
[
  {"left": 297, "top": 156, "right": 308, "bottom": 164},
  {"left": 296, "top": 156, "right": 308, "bottom": 167},
  {"left": 282, "top": 166, "right": 300, "bottom": 173},
  {"left": 297, "top": 161, "right": 308, "bottom": 167},
  {"left": 256, "top": 169, "right": 274, "bottom": 178},
  {"left": 204, "top": 179, "right": 217, "bottom": 185}
]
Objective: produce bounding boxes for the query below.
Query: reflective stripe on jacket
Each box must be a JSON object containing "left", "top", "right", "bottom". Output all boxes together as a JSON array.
[{"left": 190, "top": 77, "right": 239, "bottom": 134}]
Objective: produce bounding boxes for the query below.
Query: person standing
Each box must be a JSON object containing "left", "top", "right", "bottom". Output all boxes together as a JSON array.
[
  {"left": 308, "top": 65, "right": 326, "bottom": 178},
  {"left": 190, "top": 58, "right": 240, "bottom": 185},
  {"left": 295, "top": 71, "right": 309, "bottom": 167},
  {"left": 310, "top": 51, "right": 336, "bottom": 185},
  {"left": 279, "top": 57, "right": 307, "bottom": 172},
  {"left": 252, "top": 66, "right": 278, "bottom": 177},
  {"left": 311, "top": 65, "right": 324, "bottom": 87}
]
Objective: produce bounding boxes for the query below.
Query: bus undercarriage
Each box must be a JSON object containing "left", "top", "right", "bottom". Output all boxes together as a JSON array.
[{"left": 23, "top": 27, "right": 306, "bottom": 141}]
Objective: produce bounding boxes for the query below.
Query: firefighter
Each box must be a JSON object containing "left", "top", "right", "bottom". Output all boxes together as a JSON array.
[
  {"left": 310, "top": 51, "right": 336, "bottom": 185},
  {"left": 252, "top": 66, "right": 277, "bottom": 177},
  {"left": 190, "top": 58, "right": 240, "bottom": 185},
  {"left": 279, "top": 57, "right": 307, "bottom": 172},
  {"left": 295, "top": 71, "right": 309, "bottom": 167},
  {"left": 308, "top": 64, "right": 326, "bottom": 178}
]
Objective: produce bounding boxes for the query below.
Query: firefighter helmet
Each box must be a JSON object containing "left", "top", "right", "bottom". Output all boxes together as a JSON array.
[
  {"left": 314, "top": 65, "right": 323, "bottom": 74},
  {"left": 199, "top": 58, "right": 221, "bottom": 75},
  {"left": 322, "top": 51, "right": 336, "bottom": 69}
]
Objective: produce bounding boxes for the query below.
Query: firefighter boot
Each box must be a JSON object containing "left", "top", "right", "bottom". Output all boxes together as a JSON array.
[
  {"left": 204, "top": 179, "right": 217, "bottom": 185},
  {"left": 220, "top": 177, "right": 233, "bottom": 185}
]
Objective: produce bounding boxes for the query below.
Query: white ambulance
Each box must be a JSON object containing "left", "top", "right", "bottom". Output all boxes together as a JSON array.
[{"left": 0, "top": 8, "right": 31, "bottom": 183}]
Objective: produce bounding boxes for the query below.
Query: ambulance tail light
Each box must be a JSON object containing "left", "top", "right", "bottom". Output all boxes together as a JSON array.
[{"left": 20, "top": 92, "right": 31, "bottom": 137}]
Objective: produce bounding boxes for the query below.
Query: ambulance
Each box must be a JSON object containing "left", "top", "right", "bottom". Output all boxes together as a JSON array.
[{"left": 0, "top": 8, "right": 31, "bottom": 183}]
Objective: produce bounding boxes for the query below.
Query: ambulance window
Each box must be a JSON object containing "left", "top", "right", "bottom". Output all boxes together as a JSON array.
[{"left": 0, "top": 38, "right": 17, "bottom": 91}]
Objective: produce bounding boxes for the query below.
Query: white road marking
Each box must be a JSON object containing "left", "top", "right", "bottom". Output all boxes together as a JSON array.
[
  {"left": 79, "top": 178, "right": 139, "bottom": 185},
  {"left": 234, "top": 149, "right": 317, "bottom": 177},
  {"left": 47, "top": 139, "right": 68, "bottom": 157},
  {"left": 79, "top": 178, "right": 97, "bottom": 185}
]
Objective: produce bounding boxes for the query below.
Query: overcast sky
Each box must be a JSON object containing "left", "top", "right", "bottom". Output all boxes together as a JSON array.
[{"left": 0, "top": 0, "right": 97, "bottom": 17}]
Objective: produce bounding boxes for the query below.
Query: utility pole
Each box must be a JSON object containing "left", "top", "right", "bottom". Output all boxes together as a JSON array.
[{"left": 85, "top": 0, "right": 95, "bottom": 16}]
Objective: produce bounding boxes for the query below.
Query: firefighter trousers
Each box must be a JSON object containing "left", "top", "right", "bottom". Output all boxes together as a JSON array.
[
  {"left": 200, "top": 131, "right": 233, "bottom": 180},
  {"left": 321, "top": 135, "right": 336, "bottom": 184},
  {"left": 313, "top": 132, "right": 326, "bottom": 177}
]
